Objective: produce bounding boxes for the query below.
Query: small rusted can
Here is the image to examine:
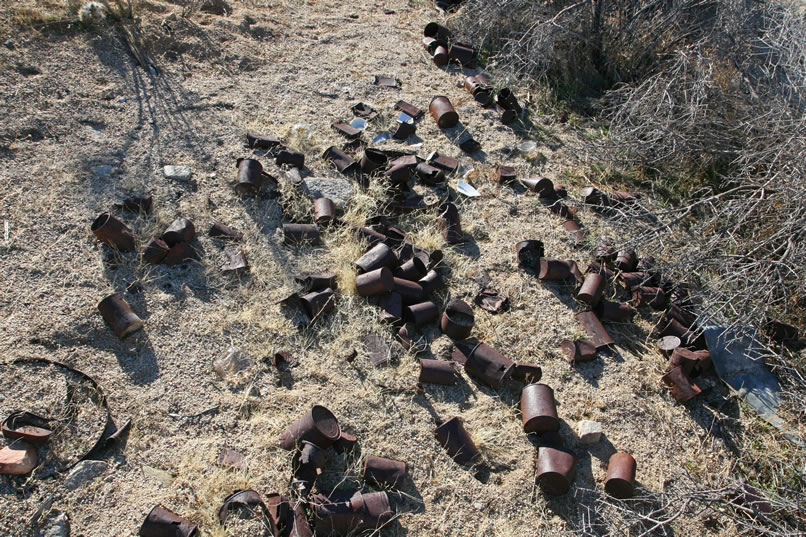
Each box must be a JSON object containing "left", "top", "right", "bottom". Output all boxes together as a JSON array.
[
  {"left": 360, "top": 148, "right": 388, "bottom": 175},
  {"left": 121, "top": 195, "right": 153, "bottom": 214},
  {"left": 538, "top": 259, "right": 572, "bottom": 280},
  {"left": 423, "top": 22, "right": 452, "bottom": 41},
  {"left": 139, "top": 505, "right": 198, "bottom": 537},
  {"left": 280, "top": 405, "right": 341, "bottom": 450},
  {"left": 283, "top": 224, "right": 321, "bottom": 245},
  {"left": 209, "top": 222, "right": 243, "bottom": 241},
  {"left": 313, "top": 198, "right": 336, "bottom": 226},
  {"left": 333, "top": 431, "right": 358, "bottom": 453},
  {"left": 614, "top": 249, "right": 638, "bottom": 272},
  {"left": 142, "top": 237, "right": 170, "bottom": 264},
  {"left": 429, "top": 96, "right": 459, "bottom": 128},
  {"left": 496, "top": 87, "right": 522, "bottom": 113},
  {"left": 661, "top": 366, "right": 701, "bottom": 402},
  {"left": 560, "top": 339, "right": 597, "bottom": 363},
  {"left": 1, "top": 412, "right": 53, "bottom": 445},
  {"left": 562, "top": 219, "right": 584, "bottom": 244},
  {"left": 406, "top": 301, "right": 439, "bottom": 327},
  {"left": 355, "top": 267, "right": 395, "bottom": 297},
  {"left": 631, "top": 286, "right": 667, "bottom": 310},
  {"left": 355, "top": 243, "right": 397, "bottom": 273},
  {"left": 363, "top": 455, "right": 407, "bottom": 489},
  {"left": 536, "top": 447, "right": 577, "bottom": 495},
  {"left": 416, "top": 163, "right": 445, "bottom": 185},
  {"left": 575, "top": 311, "right": 614, "bottom": 349},
  {"left": 521, "top": 383, "right": 560, "bottom": 433},
  {"left": 463, "top": 342, "right": 515, "bottom": 390},
  {"left": 522, "top": 177, "right": 553, "bottom": 195},
  {"left": 163, "top": 242, "right": 198, "bottom": 265},
  {"left": 384, "top": 163, "right": 412, "bottom": 184},
  {"left": 594, "top": 300, "right": 634, "bottom": 322},
  {"left": 300, "top": 288, "right": 335, "bottom": 319},
  {"left": 437, "top": 202, "right": 462, "bottom": 244},
  {"left": 422, "top": 36, "right": 440, "bottom": 54},
  {"left": 448, "top": 42, "right": 474, "bottom": 65},
  {"left": 434, "top": 417, "right": 480, "bottom": 465},
  {"left": 419, "top": 269, "right": 443, "bottom": 296},
  {"left": 464, "top": 75, "right": 492, "bottom": 104},
  {"left": 433, "top": 45, "right": 449, "bottom": 66},
  {"left": 577, "top": 273, "right": 605, "bottom": 307},
  {"left": 497, "top": 166, "right": 517, "bottom": 184},
  {"left": 98, "top": 293, "right": 143, "bottom": 339},
  {"left": 419, "top": 359, "right": 459, "bottom": 385},
  {"left": 323, "top": 146, "right": 357, "bottom": 174},
  {"left": 392, "top": 121, "right": 416, "bottom": 140},
  {"left": 605, "top": 452, "right": 636, "bottom": 499},
  {"left": 657, "top": 335, "right": 681, "bottom": 358},
  {"left": 394, "top": 257, "right": 426, "bottom": 282},
  {"left": 394, "top": 278, "right": 424, "bottom": 305},
  {"left": 162, "top": 218, "right": 196, "bottom": 247},
  {"left": 276, "top": 150, "right": 305, "bottom": 169},
  {"left": 235, "top": 158, "right": 263, "bottom": 194},
  {"left": 441, "top": 299, "right": 474, "bottom": 340},
  {"left": 91, "top": 212, "right": 136, "bottom": 252},
  {"left": 428, "top": 153, "right": 459, "bottom": 173}
]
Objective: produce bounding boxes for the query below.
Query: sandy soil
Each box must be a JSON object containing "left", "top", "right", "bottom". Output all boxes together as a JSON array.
[{"left": 0, "top": 1, "right": 752, "bottom": 535}]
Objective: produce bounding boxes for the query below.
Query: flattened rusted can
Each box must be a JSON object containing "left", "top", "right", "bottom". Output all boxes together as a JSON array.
[
  {"left": 394, "top": 256, "right": 426, "bottom": 282},
  {"left": 121, "top": 194, "right": 153, "bottom": 214},
  {"left": 300, "top": 288, "right": 335, "bottom": 319},
  {"left": 394, "top": 100, "right": 424, "bottom": 119},
  {"left": 418, "top": 358, "right": 459, "bottom": 385},
  {"left": 384, "top": 163, "right": 412, "bottom": 184},
  {"left": 462, "top": 341, "right": 515, "bottom": 390},
  {"left": 360, "top": 148, "right": 388, "bottom": 175},
  {"left": 497, "top": 166, "right": 517, "bottom": 184},
  {"left": 437, "top": 202, "right": 462, "bottom": 244},
  {"left": 98, "top": 293, "right": 143, "bottom": 339},
  {"left": 614, "top": 249, "right": 638, "bottom": 272},
  {"left": 419, "top": 269, "right": 443, "bottom": 297},
  {"left": 631, "top": 286, "right": 667, "bottom": 310},
  {"left": 355, "top": 267, "right": 395, "bottom": 297},
  {"left": 379, "top": 292, "right": 403, "bottom": 324},
  {"left": 209, "top": 222, "right": 243, "bottom": 241},
  {"left": 355, "top": 243, "right": 398, "bottom": 273},
  {"left": 577, "top": 273, "right": 605, "bottom": 307},
  {"left": 448, "top": 42, "right": 474, "bottom": 65},
  {"left": 162, "top": 242, "right": 198, "bottom": 265},
  {"left": 429, "top": 96, "right": 459, "bottom": 128},
  {"left": 441, "top": 299, "right": 474, "bottom": 340},
  {"left": 536, "top": 447, "right": 577, "bottom": 495},
  {"left": 363, "top": 455, "right": 407, "bottom": 489},
  {"left": 605, "top": 452, "right": 636, "bottom": 499},
  {"left": 283, "top": 224, "right": 321, "bottom": 245},
  {"left": 279, "top": 405, "right": 341, "bottom": 450},
  {"left": 162, "top": 218, "right": 195, "bottom": 247},
  {"left": 416, "top": 162, "right": 445, "bottom": 185},
  {"left": 538, "top": 259, "right": 572, "bottom": 280},
  {"left": 142, "top": 237, "right": 170, "bottom": 264},
  {"left": 91, "top": 212, "right": 136, "bottom": 252},
  {"left": 434, "top": 416, "right": 480, "bottom": 465},
  {"left": 276, "top": 150, "right": 305, "bottom": 169},
  {"left": 575, "top": 311, "right": 614, "bottom": 349},
  {"left": 235, "top": 158, "right": 263, "bottom": 194},
  {"left": 332, "top": 121, "right": 361, "bottom": 139},
  {"left": 560, "top": 339, "right": 597, "bottom": 363},
  {"left": 521, "top": 383, "right": 560, "bottom": 433},
  {"left": 313, "top": 198, "right": 336, "bottom": 226},
  {"left": 406, "top": 301, "right": 439, "bottom": 326},
  {"left": 139, "top": 505, "right": 199, "bottom": 537},
  {"left": 323, "top": 146, "right": 357, "bottom": 174}
]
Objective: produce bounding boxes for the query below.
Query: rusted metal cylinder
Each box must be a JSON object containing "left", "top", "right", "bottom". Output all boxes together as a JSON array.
[
  {"left": 279, "top": 405, "right": 341, "bottom": 450},
  {"left": 538, "top": 259, "right": 572, "bottom": 280},
  {"left": 575, "top": 310, "right": 614, "bottom": 349},
  {"left": 605, "top": 452, "right": 637, "bottom": 499},
  {"left": 441, "top": 299, "right": 474, "bottom": 340},
  {"left": 418, "top": 358, "right": 458, "bottom": 385},
  {"left": 209, "top": 222, "right": 243, "bottom": 241},
  {"left": 562, "top": 219, "right": 584, "bottom": 242},
  {"left": 384, "top": 163, "right": 412, "bottom": 184},
  {"left": 139, "top": 505, "right": 199, "bottom": 537},
  {"left": 98, "top": 293, "right": 143, "bottom": 339},
  {"left": 419, "top": 269, "right": 443, "bottom": 296},
  {"left": 434, "top": 416, "right": 480, "bottom": 464},
  {"left": 162, "top": 242, "right": 198, "bottom": 265},
  {"left": 142, "top": 237, "right": 170, "bottom": 264},
  {"left": 464, "top": 75, "right": 492, "bottom": 104},
  {"left": 392, "top": 121, "right": 416, "bottom": 141},
  {"left": 283, "top": 224, "right": 321, "bottom": 245},
  {"left": 429, "top": 96, "right": 459, "bottom": 128},
  {"left": 300, "top": 288, "right": 335, "bottom": 319},
  {"left": 497, "top": 87, "right": 522, "bottom": 113},
  {"left": 360, "top": 148, "right": 388, "bottom": 175},
  {"left": 162, "top": 218, "right": 196, "bottom": 247},
  {"left": 580, "top": 186, "right": 606, "bottom": 205},
  {"left": 394, "top": 257, "right": 426, "bottom": 282},
  {"left": 424, "top": 22, "right": 451, "bottom": 41},
  {"left": 433, "top": 45, "right": 449, "bottom": 66},
  {"left": 121, "top": 195, "right": 153, "bottom": 214},
  {"left": 355, "top": 243, "right": 397, "bottom": 273},
  {"left": 363, "top": 455, "right": 407, "bottom": 489},
  {"left": 515, "top": 240, "right": 544, "bottom": 269},
  {"left": 497, "top": 166, "right": 516, "bottom": 184},
  {"left": 496, "top": 104, "right": 516, "bottom": 124},
  {"left": 577, "top": 273, "right": 605, "bottom": 307},
  {"left": 614, "top": 249, "right": 638, "bottom": 272},
  {"left": 235, "top": 158, "right": 263, "bottom": 194},
  {"left": 323, "top": 146, "right": 357, "bottom": 174},
  {"left": 313, "top": 198, "right": 336, "bottom": 226},
  {"left": 437, "top": 202, "right": 462, "bottom": 244},
  {"left": 394, "top": 278, "right": 424, "bottom": 305},
  {"left": 416, "top": 163, "right": 445, "bottom": 185},
  {"left": 463, "top": 342, "right": 515, "bottom": 390},
  {"left": 536, "top": 447, "right": 577, "bottom": 495},
  {"left": 522, "top": 177, "right": 553, "bottom": 195},
  {"left": 631, "top": 286, "right": 667, "bottom": 310},
  {"left": 560, "top": 339, "right": 597, "bottom": 363},
  {"left": 448, "top": 42, "right": 474, "bottom": 65},
  {"left": 313, "top": 491, "right": 392, "bottom": 536},
  {"left": 657, "top": 335, "right": 681, "bottom": 358},
  {"left": 354, "top": 226, "right": 386, "bottom": 246},
  {"left": 91, "top": 212, "right": 136, "bottom": 252},
  {"left": 405, "top": 301, "right": 439, "bottom": 327},
  {"left": 594, "top": 300, "right": 634, "bottom": 322},
  {"left": 355, "top": 267, "right": 395, "bottom": 297},
  {"left": 422, "top": 36, "right": 440, "bottom": 54},
  {"left": 276, "top": 150, "right": 304, "bottom": 169},
  {"left": 619, "top": 271, "right": 655, "bottom": 290},
  {"left": 520, "top": 383, "right": 560, "bottom": 433}
]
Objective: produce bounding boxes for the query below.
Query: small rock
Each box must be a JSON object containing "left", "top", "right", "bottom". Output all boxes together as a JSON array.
[
  {"left": 64, "top": 460, "right": 107, "bottom": 490},
  {"left": 0, "top": 441, "right": 37, "bottom": 474},
  {"left": 142, "top": 465, "right": 173, "bottom": 486},
  {"left": 41, "top": 511, "right": 70, "bottom": 537},
  {"left": 163, "top": 165, "right": 192, "bottom": 181},
  {"left": 301, "top": 176, "right": 354, "bottom": 209},
  {"left": 117, "top": 97, "right": 127, "bottom": 103},
  {"left": 577, "top": 420, "right": 602, "bottom": 444}
]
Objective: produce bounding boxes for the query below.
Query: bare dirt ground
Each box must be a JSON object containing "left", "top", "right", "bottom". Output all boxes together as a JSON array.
[{"left": 0, "top": 1, "right": 789, "bottom": 536}]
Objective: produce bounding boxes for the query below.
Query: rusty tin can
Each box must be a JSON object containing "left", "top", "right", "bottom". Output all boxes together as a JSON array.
[
  {"left": 98, "top": 293, "right": 143, "bottom": 339},
  {"left": 418, "top": 359, "right": 459, "bottom": 385},
  {"left": 300, "top": 288, "right": 335, "bottom": 319},
  {"left": 536, "top": 447, "right": 577, "bottom": 496},
  {"left": 360, "top": 148, "right": 388, "bottom": 175},
  {"left": 363, "top": 455, "right": 407, "bottom": 489},
  {"left": 429, "top": 96, "right": 459, "bottom": 128},
  {"left": 162, "top": 218, "right": 196, "bottom": 247},
  {"left": 139, "top": 505, "right": 198, "bottom": 537},
  {"left": 235, "top": 158, "right": 264, "bottom": 194},
  {"left": 355, "top": 267, "right": 395, "bottom": 297},
  {"left": 279, "top": 405, "right": 341, "bottom": 450},
  {"left": 91, "top": 212, "right": 136, "bottom": 252},
  {"left": 313, "top": 198, "right": 336, "bottom": 226},
  {"left": 355, "top": 243, "right": 398, "bottom": 273},
  {"left": 283, "top": 224, "right": 321, "bottom": 245},
  {"left": 142, "top": 237, "right": 170, "bottom": 264},
  {"left": 405, "top": 301, "right": 439, "bottom": 327},
  {"left": 605, "top": 452, "right": 637, "bottom": 499},
  {"left": 462, "top": 342, "right": 515, "bottom": 390},
  {"left": 521, "top": 383, "right": 560, "bottom": 433},
  {"left": 394, "top": 257, "right": 427, "bottom": 282},
  {"left": 441, "top": 299, "right": 474, "bottom": 340},
  {"left": 434, "top": 417, "right": 480, "bottom": 465},
  {"left": 560, "top": 339, "right": 598, "bottom": 363},
  {"left": 577, "top": 273, "right": 605, "bottom": 307}
]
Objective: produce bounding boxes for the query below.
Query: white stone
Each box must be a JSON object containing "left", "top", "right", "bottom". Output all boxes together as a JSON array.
[
  {"left": 163, "top": 165, "right": 192, "bottom": 181},
  {"left": 64, "top": 460, "right": 107, "bottom": 490},
  {"left": 577, "top": 420, "right": 602, "bottom": 444}
]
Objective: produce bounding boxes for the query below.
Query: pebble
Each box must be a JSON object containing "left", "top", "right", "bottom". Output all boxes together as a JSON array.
[
  {"left": 577, "top": 420, "right": 603, "bottom": 444},
  {"left": 163, "top": 165, "right": 192, "bottom": 181},
  {"left": 41, "top": 511, "right": 70, "bottom": 537},
  {"left": 64, "top": 460, "right": 107, "bottom": 490},
  {"left": 0, "top": 441, "right": 37, "bottom": 474}
]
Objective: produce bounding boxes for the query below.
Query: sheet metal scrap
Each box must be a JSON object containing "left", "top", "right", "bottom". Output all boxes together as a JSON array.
[{"left": 363, "top": 334, "right": 391, "bottom": 367}]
